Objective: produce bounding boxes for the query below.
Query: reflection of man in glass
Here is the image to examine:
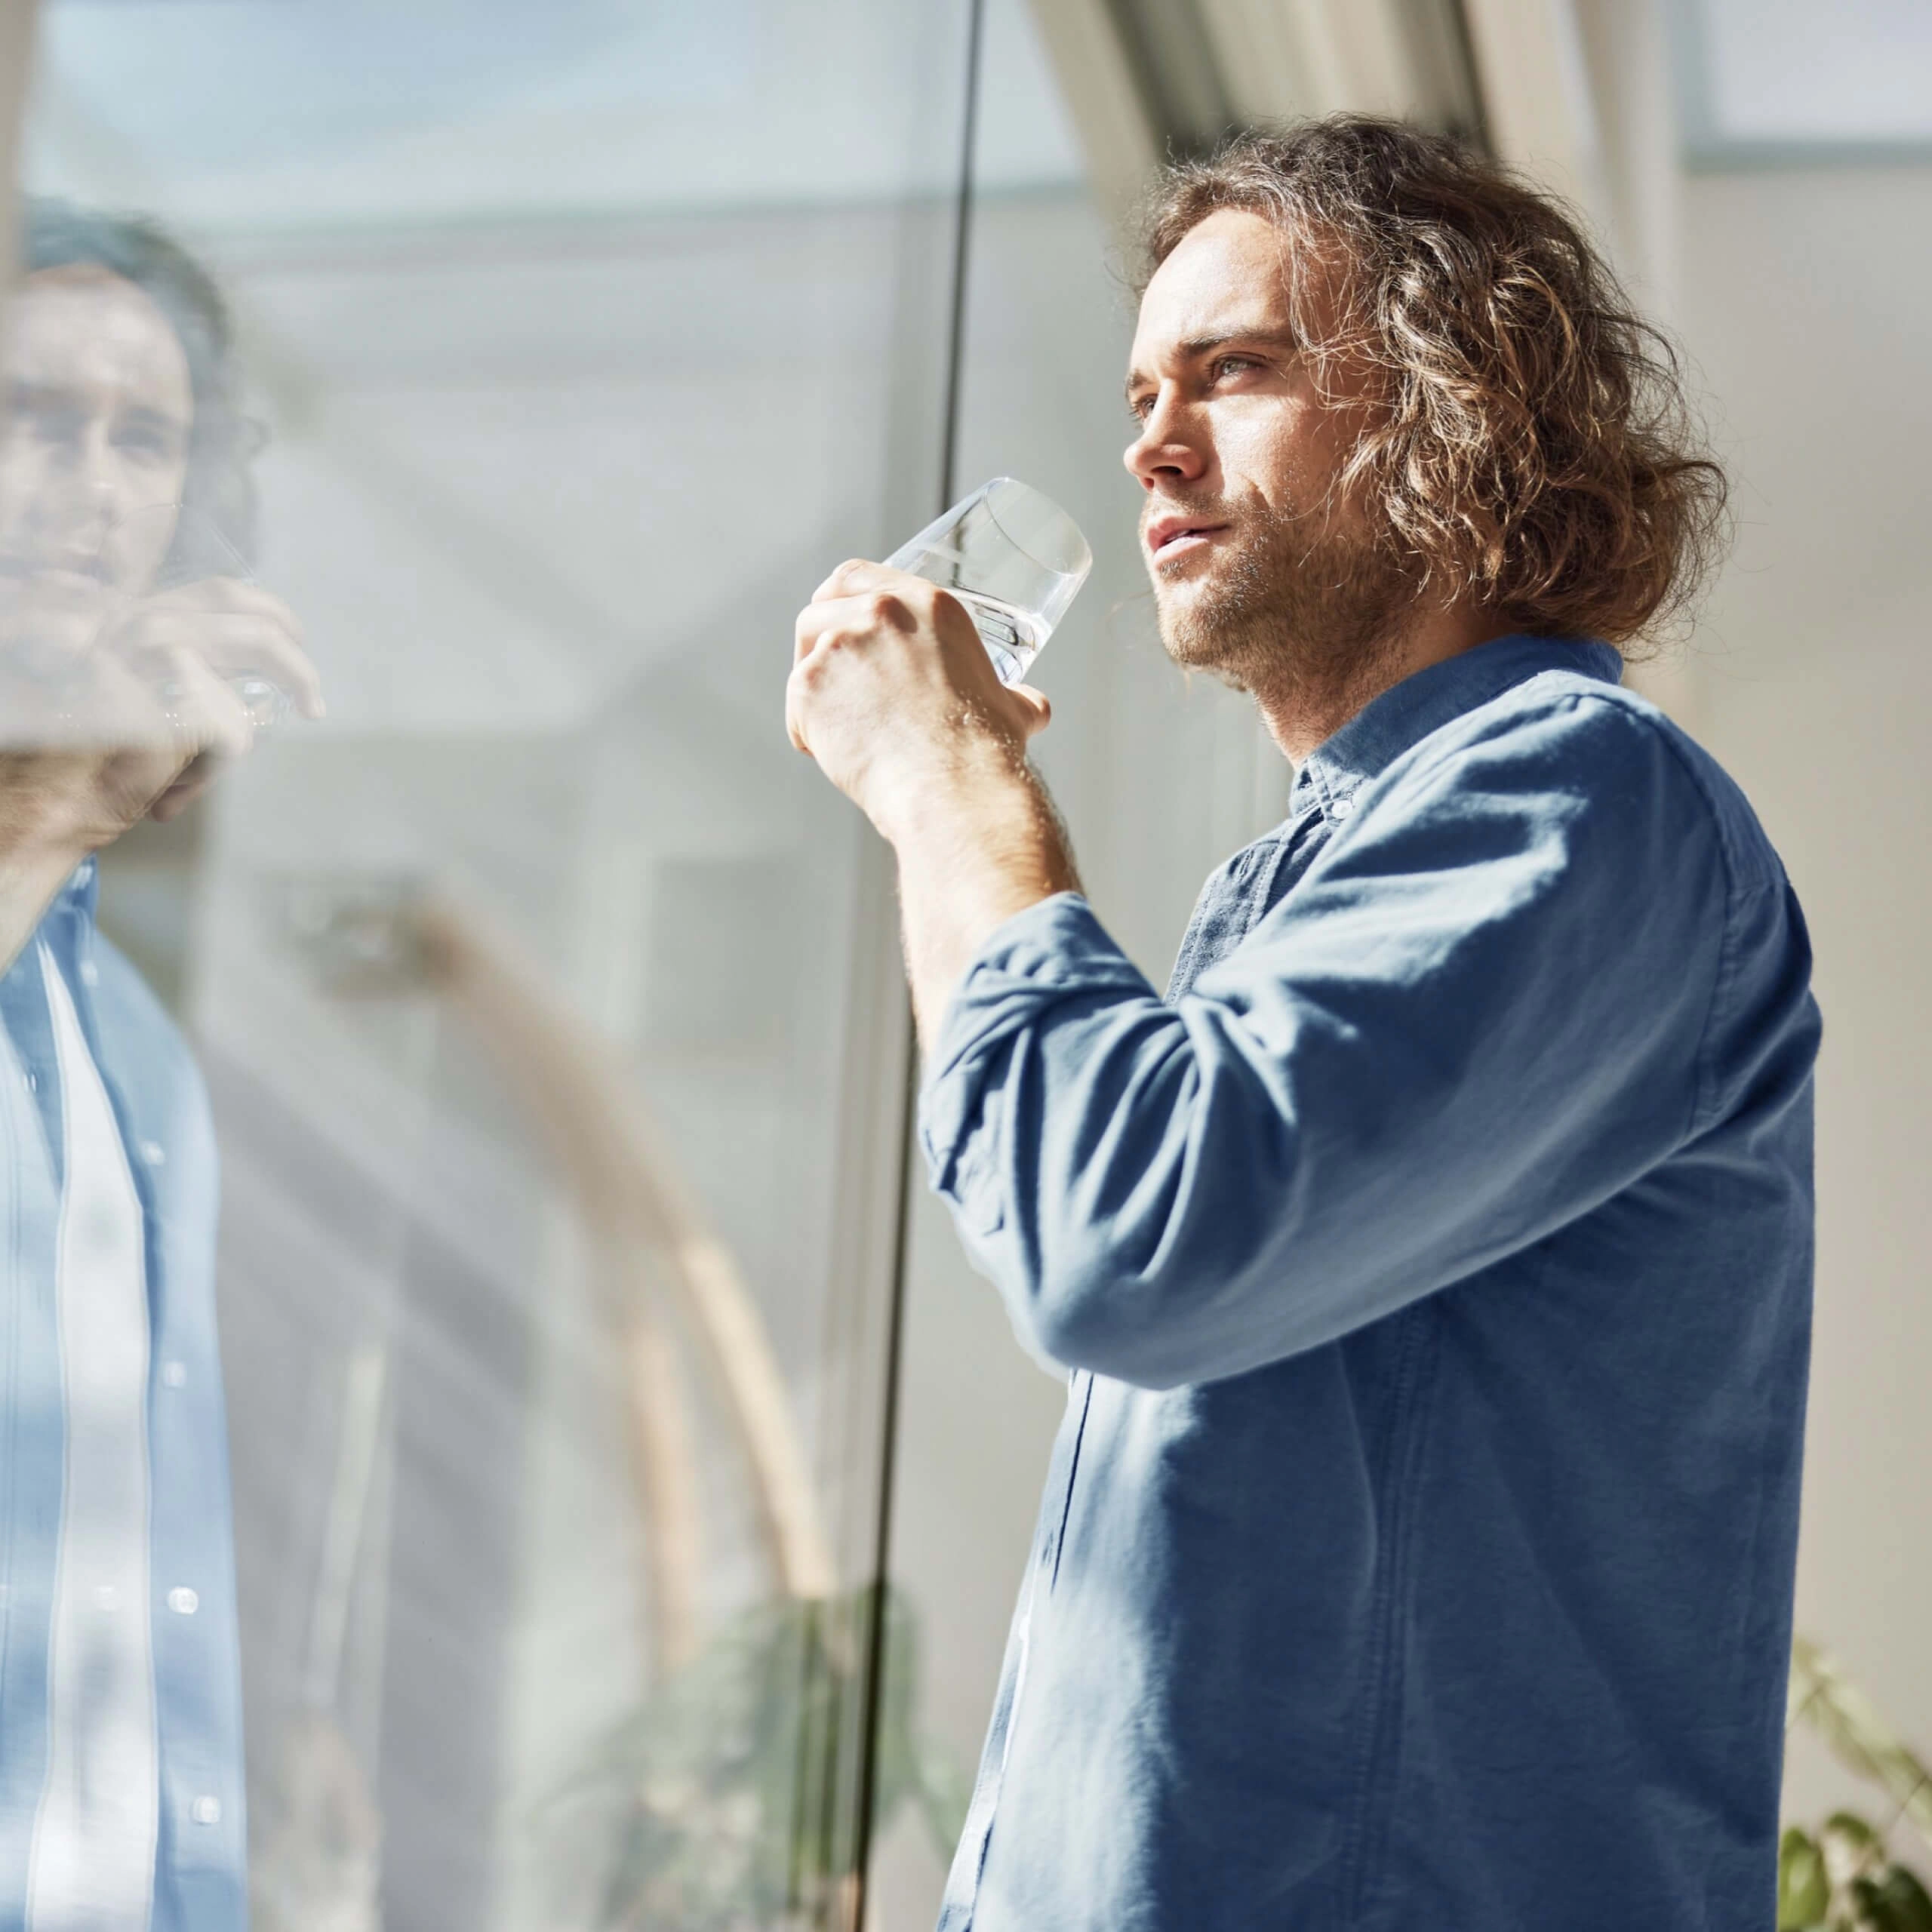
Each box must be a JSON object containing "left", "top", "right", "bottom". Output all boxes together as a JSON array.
[{"left": 0, "top": 206, "right": 318, "bottom": 1932}]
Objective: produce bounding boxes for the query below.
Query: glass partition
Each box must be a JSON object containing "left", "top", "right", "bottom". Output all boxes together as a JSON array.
[
  {"left": 0, "top": 3, "right": 1001, "bottom": 1925},
  {"left": 866, "top": 0, "right": 1294, "bottom": 1921}
]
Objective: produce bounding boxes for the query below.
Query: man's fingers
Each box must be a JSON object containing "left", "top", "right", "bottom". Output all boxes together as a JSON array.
[
  {"left": 811, "top": 557, "right": 892, "bottom": 602},
  {"left": 794, "top": 601, "right": 826, "bottom": 665},
  {"left": 203, "top": 620, "right": 323, "bottom": 720},
  {"left": 148, "top": 762, "right": 215, "bottom": 823},
  {"left": 158, "top": 648, "right": 256, "bottom": 761},
  {"left": 810, "top": 558, "right": 949, "bottom": 611},
  {"left": 143, "top": 576, "right": 303, "bottom": 637},
  {"left": 793, "top": 589, "right": 920, "bottom": 663},
  {"left": 786, "top": 567, "right": 1051, "bottom": 765},
  {"left": 112, "top": 580, "right": 322, "bottom": 720},
  {"left": 783, "top": 661, "right": 814, "bottom": 755},
  {"left": 1005, "top": 683, "right": 1053, "bottom": 737},
  {"left": 199, "top": 614, "right": 322, "bottom": 718}
]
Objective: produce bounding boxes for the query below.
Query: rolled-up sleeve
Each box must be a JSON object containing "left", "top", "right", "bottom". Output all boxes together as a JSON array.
[{"left": 917, "top": 695, "right": 1741, "bottom": 1389}]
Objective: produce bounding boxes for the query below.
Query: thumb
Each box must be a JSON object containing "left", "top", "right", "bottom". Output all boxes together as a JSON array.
[
  {"left": 1006, "top": 682, "right": 1052, "bottom": 738},
  {"left": 783, "top": 663, "right": 814, "bottom": 755}
]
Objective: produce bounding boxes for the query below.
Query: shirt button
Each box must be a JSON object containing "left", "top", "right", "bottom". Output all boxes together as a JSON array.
[
  {"left": 1331, "top": 795, "right": 1356, "bottom": 820},
  {"left": 168, "top": 1586, "right": 199, "bottom": 1615},
  {"left": 139, "top": 1140, "right": 166, "bottom": 1167},
  {"left": 162, "top": 1360, "right": 188, "bottom": 1389},
  {"left": 22, "top": 1072, "right": 35, "bottom": 1094},
  {"left": 78, "top": 958, "right": 100, "bottom": 986},
  {"left": 190, "top": 1795, "right": 222, "bottom": 1826}
]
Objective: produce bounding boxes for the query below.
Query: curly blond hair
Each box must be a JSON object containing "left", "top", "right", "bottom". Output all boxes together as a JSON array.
[{"left": 1142, "top": 117, "right": 1727, "bottom": 648}]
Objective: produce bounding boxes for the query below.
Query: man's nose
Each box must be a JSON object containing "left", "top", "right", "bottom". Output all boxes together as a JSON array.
[
  {"left": 1124, "top": 395, "right": 1208, "bottom": 488},
  {"left": 38, "top": 426, "right": 120, "bottom": 539}
]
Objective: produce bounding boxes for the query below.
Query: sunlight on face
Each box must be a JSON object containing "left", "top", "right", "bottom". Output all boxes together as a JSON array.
[{"left": 1124, "top": 209, "right": 1408, "bottom": 691}]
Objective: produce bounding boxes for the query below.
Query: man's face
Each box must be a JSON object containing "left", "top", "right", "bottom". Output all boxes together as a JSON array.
[
  {"left": 1124, "top": 208, "right": 1411, "bottom": 694},
  {"left": 0, "top": 266, "right": 192, "bottom": 617}
]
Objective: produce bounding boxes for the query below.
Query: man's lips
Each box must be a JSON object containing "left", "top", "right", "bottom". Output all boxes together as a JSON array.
[
  {"left": 0, "top": 555, "right": 113, "bottom": 591},
  {"left": 1144, "top": 514, "right": 1229, "bottom": 561}
]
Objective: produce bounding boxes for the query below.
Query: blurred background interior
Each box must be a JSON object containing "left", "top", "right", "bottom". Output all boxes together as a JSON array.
[{"left": 0, "top": 0, "right": 1927, "bottom": 1924}]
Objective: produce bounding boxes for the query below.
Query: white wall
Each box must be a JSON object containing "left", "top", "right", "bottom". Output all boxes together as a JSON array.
[{"left": 1681, "top": 162, "right": 1932, "bottom": 1836}]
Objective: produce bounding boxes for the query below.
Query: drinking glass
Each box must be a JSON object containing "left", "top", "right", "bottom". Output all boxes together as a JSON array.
[
  {"left": 128, "top": 503, "right": 294, "bottom": 731},
  {"left": 885, "top": 476, "right": 1091, "bottom": 685}
]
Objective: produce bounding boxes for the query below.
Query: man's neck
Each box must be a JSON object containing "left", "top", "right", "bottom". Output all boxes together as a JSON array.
[{"left": 1253, "top": 601, "right": 1509, "bottom": 765}]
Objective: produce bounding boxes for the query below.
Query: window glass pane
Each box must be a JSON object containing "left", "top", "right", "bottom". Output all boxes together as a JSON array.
[
  {"left": 2, "top": 4, "right": 974, "bottom": 1925},
  {"left": 869, "top": 0, "right": 1291, "bottom": 1921}
]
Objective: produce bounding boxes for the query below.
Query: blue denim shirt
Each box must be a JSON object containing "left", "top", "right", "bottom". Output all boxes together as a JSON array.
[
  {"left": 0, "top": 862, "right": 247, "bottom": 1931},
  {"left": 921, "top": 636, "right": 1819, "bottom": 1932}
]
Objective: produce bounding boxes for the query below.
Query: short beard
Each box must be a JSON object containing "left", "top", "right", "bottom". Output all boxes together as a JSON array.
[{"left": 1154, "top": 497, "right": 1420, "bottom": 712}]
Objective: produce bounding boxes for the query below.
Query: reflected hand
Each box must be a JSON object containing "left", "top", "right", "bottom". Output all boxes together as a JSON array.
[
  {"left": 786, "top": 559, "right": 1050, "bottom": 836},
  {"left": 0, "top": 573, "right": 322, "bottom": 853},
  {"left": 103, "top": 577, "right": 322, "bottom": 821}
]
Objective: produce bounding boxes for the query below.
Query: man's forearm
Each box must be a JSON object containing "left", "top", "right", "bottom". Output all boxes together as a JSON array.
[
  {"left": 0, "top": 835, "right": 91, "bottom": 976},
  {"left": 0, "top": 756, "right": 100, "bottom": 974},
  {"left": 879, "top": 742, "right": 1080, "bottom": 1049}
]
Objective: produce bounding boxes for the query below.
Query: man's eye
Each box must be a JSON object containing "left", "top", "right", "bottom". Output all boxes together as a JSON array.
[
  {"left": 116, "top": 425, "right": 184, "bottom": 466},
  {"left": 23, "top": 404, "right": 82, "bottom": 444},
  {"left": 1212, "top": 355, "right": 1260, "bottom": 380}
]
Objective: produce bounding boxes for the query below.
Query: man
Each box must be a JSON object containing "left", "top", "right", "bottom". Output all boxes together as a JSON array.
[
  {"left": 789, "top": 118, "right": 1817, "bottom": 1930},
  {"left": 0, "top": 205, "right": 318, "bottom": 1930}
]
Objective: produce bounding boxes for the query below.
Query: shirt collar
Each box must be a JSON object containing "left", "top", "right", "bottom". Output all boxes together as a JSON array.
[{"left": 1295, "top": 633, "right": 1623, "bottom": 817}]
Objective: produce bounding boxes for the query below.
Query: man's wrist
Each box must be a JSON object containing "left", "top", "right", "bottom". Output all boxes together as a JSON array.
[
  {"left": 0, "top": 810, "right": 94, "bottom": 876},
  {"left": 866, "top": 724, "right": 1079, "bottom": 1047},
  {"left": 885, "top": 736, "right": 1079, "bottom": 941},
  {"left": 868, "top": 729, "right": 1033, "bottom": 851}
]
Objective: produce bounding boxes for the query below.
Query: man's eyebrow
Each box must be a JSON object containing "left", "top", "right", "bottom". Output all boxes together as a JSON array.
[
  {"left": 1124, "top": 328, "right": 1302, "bottom": 399},
  {"left": 8, "top": 380, "right": 76, "bottom": 407}
]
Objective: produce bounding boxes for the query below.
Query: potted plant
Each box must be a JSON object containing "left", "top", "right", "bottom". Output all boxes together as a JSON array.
[{"left": 1782, "top": 1638, "right": 1932, "bottom": 1932}]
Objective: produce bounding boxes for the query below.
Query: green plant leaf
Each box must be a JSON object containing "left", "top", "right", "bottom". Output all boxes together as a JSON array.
[
  {"left": 1853, "top": 1865, "right": 1932, "bottom": 1932},
  {"left": 1829, "top": 1814, "right": 1883, "bottom": 1849},
  {"left": 1824, "top": 1812, "right": 1887, "bottom": 1894},
  {"left": 1790, "top": 1641, "right": 1932, "bottom": 1860},
  {"left": 1780, "top": 1827, "right": 1830, "bottom": 1930},
  {"left": 531, "top": 1584, "right": 957, "bottom": 1931}
]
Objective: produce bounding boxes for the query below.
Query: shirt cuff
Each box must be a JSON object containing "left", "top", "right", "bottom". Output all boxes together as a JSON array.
[{"left": 917, "top": 891, "right": 1152, "bottom": 1188}]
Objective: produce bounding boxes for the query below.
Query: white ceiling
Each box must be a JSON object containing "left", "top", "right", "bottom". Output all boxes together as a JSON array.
[{"left": 26, "top": 0, "right": 1085, "bottom": 233}]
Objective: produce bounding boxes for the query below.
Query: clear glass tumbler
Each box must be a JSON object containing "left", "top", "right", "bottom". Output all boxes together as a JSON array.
[
  {"left": 126, "top": 502, "right": 296, "bottom": 731},
  {"left": 885, "top": 475, "right": 1091, "bottom": 685}
]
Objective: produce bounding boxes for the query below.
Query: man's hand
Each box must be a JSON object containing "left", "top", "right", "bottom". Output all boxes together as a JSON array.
[
  {"left": 0, "top": 573, "right": 321, "bottom": 970},
  {"left": 786, "top": 558, "right": 1078, "bottom": 1045},
  {"left": 99, "top": 576, "right": 321, "bottom": 825},
  {"left": 786, "top": 559, "right": 1049, "bottom": 836}
]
